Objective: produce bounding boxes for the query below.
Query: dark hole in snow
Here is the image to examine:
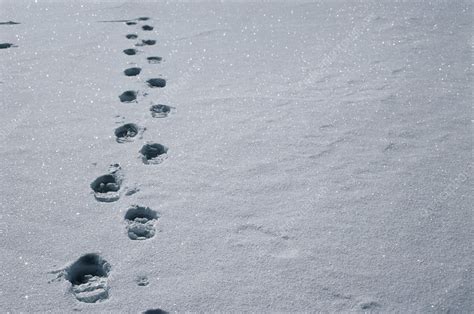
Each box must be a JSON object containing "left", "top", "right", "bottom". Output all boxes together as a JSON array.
[
  {"left": 90, "top": 174, "right": 120, "bottom": 193},
  {"left": 66, "top": 254, "right": 110, "bottom": 285},
  {"left": 141, "top": 39, "right": 156, "bottom": 46},
  {"left": 142, "top": 25, "right": 154, "bottom": 31},
  {"left": 147, "top": 78, "right": 166, "bottom": 88},
  {"left": 147, "top": 56, "right": 162, "bottom": 64},
  {"left": 124, "top": 67, "right": 141, "bottom": 76},
  {"left": 123, "top": 48, "right": 137, "bottom": 55},
  {"left": 119, "top": 90, "right": 137, "bottom": 102},
  {"left": 140, "top": 143, "right": 167, "bottom": 160},
  {"left": 0, "top": 43, "right": 17, "bottom": 49},
  {"left": 115, "top": 123, "right": 139, "bottom": 141},
  {"left": 126, "top": 21, "right": 137, "bottom": 25},
  {"left": 143, "top": 310, "right": 169, "bottom": 314},
  {"left": 125, "top": 206, "right": 158, "bottom": 221},
  {"left": 126, "top": 34, "right": 138, "bottom": 39},
  {"left": 150, "top": 104, "right": 171, "bottom": 118}
]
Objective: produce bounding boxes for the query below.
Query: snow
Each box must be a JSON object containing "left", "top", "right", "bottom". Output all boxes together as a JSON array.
[{"left": 0, "top": 0, "right": 472, "bottom": 312}]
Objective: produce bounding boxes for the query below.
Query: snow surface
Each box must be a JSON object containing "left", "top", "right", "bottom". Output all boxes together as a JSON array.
[{"left": 0, "top": 0, "right": 472, "bottom": 312}]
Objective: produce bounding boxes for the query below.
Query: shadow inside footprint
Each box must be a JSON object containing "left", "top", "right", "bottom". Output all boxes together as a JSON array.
[
  {"left": 65, "top": 253, "right": 111, "bottom": 303},
  {"left": 125, "top": 206, "right": 159, "bottom": 240},
  {"left": 124, "top": 67, "right": 141, "bottom": 76},
  {"left": 0, "top": 43, "right": 17, "bottom": 49},
  {"left": 150, "top": 104, "right": 171, "bottom": 118},
  {"left": 90, "top": 164, "right": 123, "bottom": 202},
  {"left": 147, "top": 56, "right": 162, "bottom": 64},
  {"left": 123, "top": 48, "right": 137, "bottom": 55},
  {"left": 147, "top": 78, "right": 166, "bottom": 88},
  {"left": 138, "top": 17, "right": 150, "bottom": 21},
  {"left": 140, "top": 39, "right": 156, "bottom": 46},
  {"left": 119, "top": 90, "right": 138, "bottom": 102},
  {"left": 142, "top": 25, "right": 154, "bottom": 31},
  {"left": 115, "top": 123, "right": 140, "bottom": 143},
  {"left": 140, "top": 143, "right": 168, "bottom": 164},
  {"left": 126, "top": 21, "right": 137, "bottom": 25},
  {"left": 143, "top": 310, "right": 169, "bottom": 314},
  {"left": 126, "top": 34, "right": 138, "bottom": 39}
]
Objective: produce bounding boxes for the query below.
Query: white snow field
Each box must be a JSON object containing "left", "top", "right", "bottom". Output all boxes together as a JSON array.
[{"left": 0, "top": 0, "right": 472, "bottom": 312}]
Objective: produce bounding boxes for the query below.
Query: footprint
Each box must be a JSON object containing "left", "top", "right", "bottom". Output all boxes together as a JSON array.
[
  {"left": 143, "top": 310, "right": 168, "bottom": 314},
  {"left": 0, "top": 43, "right": 17, "bottom": 49},
  {"left": 135, "top": 275, "right": 149, "bottom": 286},
  {"left": 114, "top": 123, "right": 143, "bottom": 143},
  {"left": 124, "top": 205, "right": 159, "bottom": 240},
  {"left": 90, "top": 164, "right": 123, "bottom": 202},
  {"left": 123, "top": 48, "right": 138, "bottom": 56},
  {"left": 142, "top": 25, "right": 154, "bottom": 31},
  {"left": 139, "top": 143, "right": 168, "bottom": 164},
  {"left": 0, "top": 21, "right": 20, "bottom": 25},
  {"left": 119, "top": 90, "right": 138, "bottom": 103},
  {"left": 124, "top": 67, "right": 141, "bottom": 76},
  {"left": 65, "top": 253, "right": 111, "bottom": 303},
  {"left": 147, "top": 56, "right": 162, "bottom": 64},
  {"left": 140, "top": 39, "right": 156, "bottom": 46},
  {"left": 150, "top": 104, "right": 172, "bottom": 118},
  {"left": 126, "top": 34, "right": 138, "bottom": 39},
  {"left": 126, "top": 21, "right": 137, "bottom": 25},
  {"left": 146, "top": 78, "right": 166, "bottom": 88}
]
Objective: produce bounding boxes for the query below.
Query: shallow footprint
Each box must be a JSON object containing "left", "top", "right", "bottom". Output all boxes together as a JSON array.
[
  {"left": 123, "top": 48, "right": 138, "bottom": 55},
  {"left": 150, "top": 104, "right": 172, "bottom": 118},
  {"left": 114, "top": 123, "right": 143, "bottom": 143},
  {"left": 139, "top": 143, "right": 168, "bottom": 164},
  {"left": 65, "top": 253, "right": 111, "bottom": 303},
  {"left": 142, "top": 25, "right": 154, "bottom": 31},
  {"left": 90, "top": 164, "right": 124, "bottom": 202},
  {"left": 147, "top": 56, "right": 162, "bottom": 64},
  {"left": 125, "top": 205, "right": 159, "bottom": 240},
  {"left": 124, "top": 67, "right": 141, "bottom": 76},
  {"left": 119, "top": 90, "right": 138, "bottom": 103},
  {"left": 126, "top": 34, "right": 138, "bottom": 39},
  {"left": 147, "top": 78, "right": 166, "bottom": 88}
]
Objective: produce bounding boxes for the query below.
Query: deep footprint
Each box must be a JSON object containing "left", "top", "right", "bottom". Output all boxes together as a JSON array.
[
  {"left": 119, "top": 90, "right": 138, "bottom": 102},
  {"left": 0, "top": 21, "right": 20, "bottom": 25},
  {"left": 123, "top": 48, "right": 137, "bottom": 55},
  {"left": 115, "top": 123, "right": 141, "bottom": 143},
  {"left": 0, "top": 43, "right": 17, "bottom": 49},
  {"left": 124, "top": 67, "right": 141, "bottom": 76},
  {"left": 126, "top": 21, "right": 137, "bottom": 25},
  {"left": 143, "top": 310, "right": 169, "bottom": 314},
  {"left": 147, "top": 78, "right": 166, "bottom": 88},
  {"left": 150, "top": 104, "right": 171, "bottom": 118},
  {"left": 126, "top": 34, "right": 138, "bottom": 39},
  {"left": 140, "top": 143, "right": 168, "bottom": 164},
  {"left": 140, "top": 39, "right": 156, "bottom": 46},
  {"left": 65, "top": 254, "right": 111, "bottom": 303},
  {"left": 90, "top": 164, "right": 123, "bottom": 202},
  {"left": 125, "top": 205, "right": 159, "bottom": 240},
  {"left": 142, "top": 25, "right": 154, "bottom": 31},
  {"left": 147, "top": 56, "right": 162, "bottom": 64}
]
